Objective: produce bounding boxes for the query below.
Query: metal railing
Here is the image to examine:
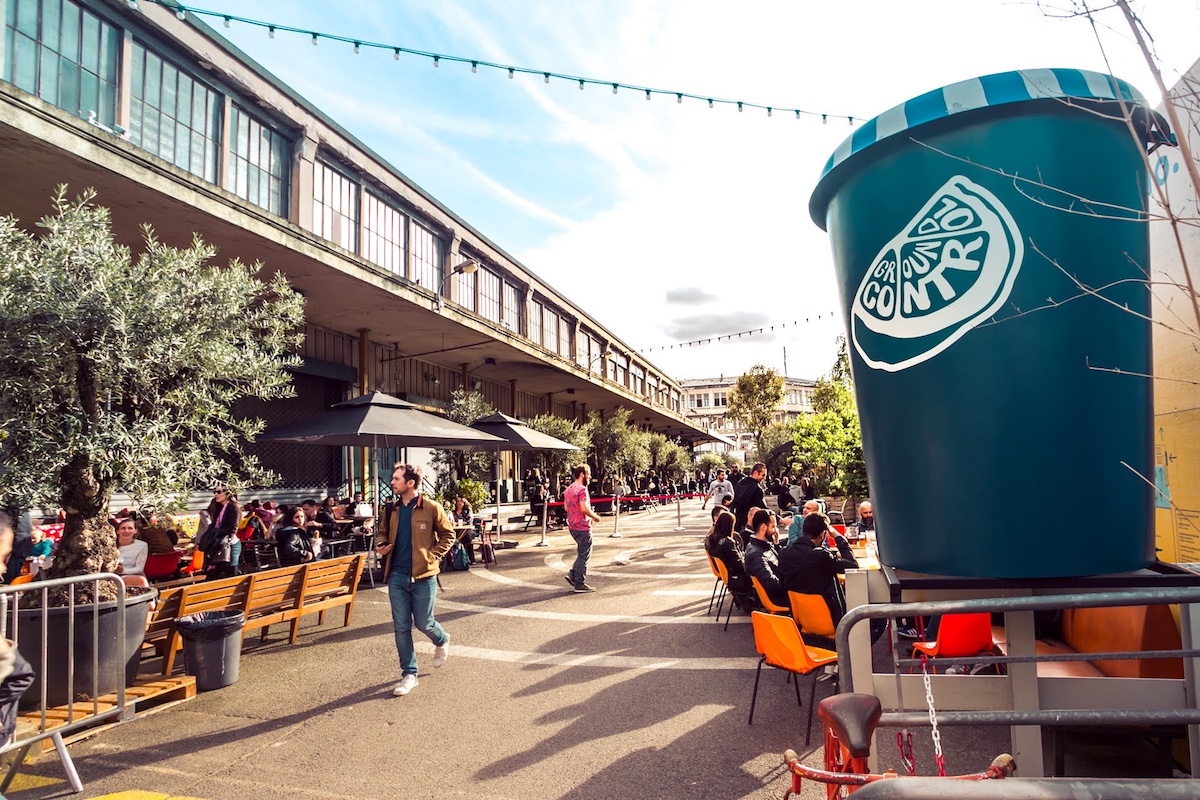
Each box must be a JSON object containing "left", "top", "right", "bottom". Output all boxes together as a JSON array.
[
  {"left": 835, "top": 586, "right": 1200, "bottom": 729},
  {"left": 0, "top": 573, "right": 135, "bottom": 795}
]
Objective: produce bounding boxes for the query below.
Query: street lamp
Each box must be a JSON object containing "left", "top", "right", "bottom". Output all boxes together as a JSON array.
[{"left": 435, "top": 258, "right": 479, "bottom": 310}]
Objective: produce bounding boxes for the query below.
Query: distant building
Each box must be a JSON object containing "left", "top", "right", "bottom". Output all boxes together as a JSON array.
[{"left": 681, "top": 376, "right": 817, "bottom": 458}]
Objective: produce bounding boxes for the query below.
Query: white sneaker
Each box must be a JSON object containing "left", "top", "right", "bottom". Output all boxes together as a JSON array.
[
  {"left": 392, "top": 674, "right": 418, "bottom": 696},
  {"left": 432, "top": 638, "right": 450, "bottom": 668}
]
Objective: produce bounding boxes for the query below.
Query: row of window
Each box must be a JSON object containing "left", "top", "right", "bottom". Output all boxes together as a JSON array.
[{"left": 1, "top": 0, "right": 682, "bottom": 413}]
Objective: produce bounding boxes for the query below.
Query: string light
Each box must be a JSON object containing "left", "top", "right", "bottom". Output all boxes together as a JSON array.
[
  {"left": 136, "top": 0, "right": 862, "bottom": 125},
  {"left": 433, "top": 56, "right": 439, "bottom": 67},
  {"left": 636, "top": 314, "right": 837, "bottom": 354},
  {"left": 579, "top": 79, "right": 585, "bottom": 90}
]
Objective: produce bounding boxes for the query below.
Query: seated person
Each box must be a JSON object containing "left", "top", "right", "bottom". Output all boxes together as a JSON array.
[
  {"left": 857, "top": 501, "right": 875, "bottom": 532},
  {"left": 705, "top": 508, "right": 755, "bottom": 611},
  {"left": 452, "top": 495, "right": 474, "bottom": 525},
  {"left": 276, "top": 507, "right": 316, "bottom": 566},
  {"left": 29, "top": 528, "right": 53, "bottom": 560},
  {"left": 115, "top": 518, "right": 149, "bottom": 577},
  {"left": 138, "top": 520, "right": 179, "bottom": 554},
  {"left": 301, "top": 498, "right": 340, "bottom": 536},
  {"left": 743, "top": 508, "right": 786, "bottom": 608},
  {"left": 786, "top": 499, "right": 822, "bottom": 546},
  {"left": 778, "top": 513, "right": 858, "bottom": 629},
  {"left": 528, "top": 484, "right": 546, "bottom": 522},
  {"left": 776, "top": 479, "right": 796, "bottom": 515}
]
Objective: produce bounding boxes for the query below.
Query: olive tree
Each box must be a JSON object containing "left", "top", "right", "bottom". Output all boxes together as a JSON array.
[
  {"left": 0, "top": 189, "right": 304, "bottom": 601},
  {"left": 726, "top": 364, "right": 785, "bottom": 461},
  {"left": 523, "top": 414, "right": 588, "bottom": 495}
]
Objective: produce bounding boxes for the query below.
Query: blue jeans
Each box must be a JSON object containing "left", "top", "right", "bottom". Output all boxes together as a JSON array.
[
  {"left": 387, "top": 571, "right": 448, "bottom": 676},
  {"left": 568, "top": 528, "right": 593, "bottom": 587}
]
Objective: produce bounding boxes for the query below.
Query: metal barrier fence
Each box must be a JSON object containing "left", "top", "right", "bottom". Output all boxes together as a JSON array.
[
  {"left": 0, "top": 573, "right": 133, "bottom": 795},
  {"left": 835, "top": 585, "right": 1200, "bottom": 730}
]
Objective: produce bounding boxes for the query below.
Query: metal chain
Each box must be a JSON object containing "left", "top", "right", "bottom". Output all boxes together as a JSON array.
[{"left": 920, "top": 653, "right": 947, "bottom": 777}]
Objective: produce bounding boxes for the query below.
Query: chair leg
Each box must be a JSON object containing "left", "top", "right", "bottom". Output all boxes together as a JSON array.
[
  {"left": 793, "top": 669, "right": 803, "bottom": 708},
  {"left": 722, "top": 591, "right": 735, "bottom": 631},
  {"left": 708, "top": 578, "right": 720, "bottom": 615},
  {"left": 714, "top": 585, "right": 726, "bottom": 622},
  {"left": 748, "top": 658, "right": 765, "bottom": 725},
  {"left": 805, "top": 672, "right": 820, "bottom": 746}
]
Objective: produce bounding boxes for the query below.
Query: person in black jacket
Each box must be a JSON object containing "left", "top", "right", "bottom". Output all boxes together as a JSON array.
[
  {"left": 302, "top": 499, "right": 340, "bottom": 536},
  {"left": 743, "top": 508, "right": 785, "bottom": 607},
  {"left": 704, "top": 509, "right": 755, "bottom": 610},
  {"left": 778, "top": 512, "right": 858, "bottom": 628},
  {"left": 0, "top": 640, "right": 34, "bottom": 744},
  {"left": 276, "top": 507, "right": 316, "bottom": 566},
  {"left": 731, "top": 462, "right": 767, "bottom": 534}
]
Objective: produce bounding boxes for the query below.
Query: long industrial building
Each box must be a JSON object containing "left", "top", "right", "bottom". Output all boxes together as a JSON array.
[{"left": 0, "top": 0, "right": 713, "bottom": 496}]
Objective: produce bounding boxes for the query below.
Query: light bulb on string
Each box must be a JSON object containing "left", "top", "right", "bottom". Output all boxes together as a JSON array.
[
  {"left": 267, "top": 26, "right": 275, "bottom": 39},
  {"left": 848, "top": 117, "right": 854, "bottom": 125},
  {"left": 544, "top": 73, "right": 550, "bottom": 83},
  {"left": 645, "top": 89, "right": 651, "bottom": 101},
  {"left": 471, "top": 61, "right": 477, "bottom": 73},
  {"left": 676, "top": 93, "right": 682, "bottom": 104},
  {"left": 737, "top": 102, "right": 743, "bottom": 112},
  {"left": 767, "top": 107, "right": 772, "bottom": 117},
  {"left": 579, "top": 79, "right": 585, "bottom": 90},
  {"left": 508, "top": 68, "right": 514, "bottom": 79},
  {"left": 222, "top": 15, "right": 230, "bottom": 27},
  {"left": 393, "top": 48, "right": 400, "bottom": 60},
  {"left": 433, "top": 56, "right": 439, "bottom": 67},
  {"left": 612, "top": 84, "right": 618, "bottom": 94},
  {"left": 175, "top": 7, "right": 185, "bottom": 20},
  {"left": 795, "top": 110, "right": 801, "bottom": 119},
  {"left": 707, "top": 98, "right": 713, "bottom": 108},
  {"left": 822, "top": 114, "right": 827, "bottom": 124},
  {"left": 353, "top": 42, "right": 360, "bottom": 54},
  {"left": 311, "top": 33, "right": 318, "bottom": 45}
]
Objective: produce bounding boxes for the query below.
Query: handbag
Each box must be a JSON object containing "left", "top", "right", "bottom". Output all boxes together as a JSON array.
[{"left": 353, "top": 503, "right": 374, "bottom": 520}]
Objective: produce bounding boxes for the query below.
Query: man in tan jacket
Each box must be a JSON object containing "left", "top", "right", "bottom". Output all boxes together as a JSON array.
[{"left": 375, "top": 463, "right": 455, "bottom": 696}]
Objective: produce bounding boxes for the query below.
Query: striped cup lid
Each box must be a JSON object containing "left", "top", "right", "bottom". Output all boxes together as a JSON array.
[{"left": 810, "top": 68, "right": 1146, "bottom": 228}]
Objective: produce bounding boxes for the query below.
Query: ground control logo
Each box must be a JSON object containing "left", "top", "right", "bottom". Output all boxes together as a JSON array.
[{"left": 851, "top": 175, "right": 1023, "bottom": 371}]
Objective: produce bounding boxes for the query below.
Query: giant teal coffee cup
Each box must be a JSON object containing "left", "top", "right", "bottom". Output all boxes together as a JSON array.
[{"left": 810, "top": 69, "right": 1169, "bottom": 578}]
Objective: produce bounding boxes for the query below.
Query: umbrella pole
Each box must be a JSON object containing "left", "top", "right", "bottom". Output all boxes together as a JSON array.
[
  {"left": 609, "top": 483, "right": 622, "bottom": 538},
  {"left": 495, "top": 447, "right": 502, "bottom": 544}
]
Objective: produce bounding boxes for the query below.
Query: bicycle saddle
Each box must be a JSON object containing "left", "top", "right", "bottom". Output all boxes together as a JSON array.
[{"left": 818, "top": 693, "right": 882, "bottom": 759}]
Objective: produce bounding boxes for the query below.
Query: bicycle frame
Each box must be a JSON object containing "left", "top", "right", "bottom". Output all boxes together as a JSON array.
[{"left": 782, "top": 746, "right": 1014, "bottom": 799}]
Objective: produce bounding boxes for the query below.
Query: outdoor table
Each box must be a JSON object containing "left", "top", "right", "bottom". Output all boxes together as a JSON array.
[{"left": 333, "top": 518, "right": 356, "bottom": 536}]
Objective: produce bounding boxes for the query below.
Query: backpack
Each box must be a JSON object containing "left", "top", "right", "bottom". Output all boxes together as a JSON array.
[
  {"left": 237, "top": 515, "right": 265, "bottom": 542},
  {"left": 447, "top": 543, "right": 470, "bottom": 572}
]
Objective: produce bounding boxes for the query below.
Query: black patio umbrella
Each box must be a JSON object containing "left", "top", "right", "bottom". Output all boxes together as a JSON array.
[
  {"left": 469, "top": 413, "right": 579, "bottom": 544},
  {"left": 260, "top": 392, "right": 505, "bottom": 516}
]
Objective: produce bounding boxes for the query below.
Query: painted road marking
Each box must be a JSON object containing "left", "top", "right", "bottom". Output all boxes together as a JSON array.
[{"left": 432, "top": 597, "right": 747, "bottom": 625}]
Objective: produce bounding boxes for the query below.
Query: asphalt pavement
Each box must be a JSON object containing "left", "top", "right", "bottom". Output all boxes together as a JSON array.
[{"left": 1, "top": 500, "right": 1150, "bottom": 800}]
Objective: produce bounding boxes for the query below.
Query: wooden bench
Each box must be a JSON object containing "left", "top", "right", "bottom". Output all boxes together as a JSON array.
[
  {"left": 145, "top": 554, "right": 364, "bottom": 676},
  {"left": 992, "top": 604, "right": 1184, "bottom": 679}
]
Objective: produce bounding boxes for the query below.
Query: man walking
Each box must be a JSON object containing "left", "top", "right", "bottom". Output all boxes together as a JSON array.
[
  {"left": 563, "top": 463, "right": 601, "bottom": 593},
  {"left": 701, "top": 469, "right": 734, "bottom": 511},
  {"left": 376, "top": 463, "right": 455, "bottom": 697},
  {"left": 732, "top": 462, "right": 767, "bottom": 536}
]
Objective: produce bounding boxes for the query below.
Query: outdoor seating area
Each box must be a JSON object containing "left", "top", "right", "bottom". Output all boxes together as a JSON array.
[{"left": 143, "top": 553, "right": 366, "bottom": 677}]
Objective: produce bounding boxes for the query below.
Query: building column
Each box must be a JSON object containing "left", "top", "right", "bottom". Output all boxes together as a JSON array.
[
  {"left": 292, "top": 130, "right": 318, "bottom": 230},
  {"left": 460, "top": 362, "right": 470, "bottom": 391},
  {"left": 358, "top": 329, "right": 370, "bottom": 499},
  {"left": 580, "top": 403, "right": 587, "bottom": 424},
  {"left": 509, "top": 379, "right": 518, "bottom": 416}
]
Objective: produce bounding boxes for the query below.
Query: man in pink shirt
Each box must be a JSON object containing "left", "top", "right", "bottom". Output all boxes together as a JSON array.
[{"left": 563, "top": 463, "right": 602, "bottom": 593}]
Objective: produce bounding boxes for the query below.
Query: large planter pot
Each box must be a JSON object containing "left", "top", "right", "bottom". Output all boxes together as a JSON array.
[{"left": 15, "top": 587, "right": 157, "bottom": 711}]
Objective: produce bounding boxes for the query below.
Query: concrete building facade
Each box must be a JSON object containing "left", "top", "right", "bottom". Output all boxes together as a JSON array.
[
  {"left": 0, "top": 0, "right": 711, "bottom": 495},
  {"left": 681, "top": 375, "right": 816, "bottom": 459}
]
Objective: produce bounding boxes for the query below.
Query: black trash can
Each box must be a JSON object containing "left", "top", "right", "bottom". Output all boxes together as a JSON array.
[{"left": 176, "top": 610, "right": 244, "bottom": 691}]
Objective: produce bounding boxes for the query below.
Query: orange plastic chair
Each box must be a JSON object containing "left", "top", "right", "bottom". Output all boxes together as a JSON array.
[
  {"left": 712, "top": 557, "right": 736, "bottom": 631},
  {"left": 179, "top": 548, "right": 205, "bottom": 577},
  {"left": 750, "top": 575, "right": 790, "bottom": 616},
  {"left": 748, "top": 611, "right": 838, "bottom": 741},
  {"left": 911, "top": 613, "right": 995, "bottom": 670},
  {"left": 9, "top": 574, "right": 34, "bottom": 585},
  {"left": 705, "top": 553, "right": 726, "bottom": 617},
  {"left": 788, "top": 591, "right": 836, "bottom": 638}
]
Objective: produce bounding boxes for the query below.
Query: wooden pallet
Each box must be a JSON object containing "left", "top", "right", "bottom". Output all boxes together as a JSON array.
[{"left": 15, "top": 674, "right": 196, "bottom": 747}]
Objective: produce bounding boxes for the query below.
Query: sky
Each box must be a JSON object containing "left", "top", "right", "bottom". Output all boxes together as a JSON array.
[{"left": 182, "top": 0, "right": 1200, "bottom": 383}]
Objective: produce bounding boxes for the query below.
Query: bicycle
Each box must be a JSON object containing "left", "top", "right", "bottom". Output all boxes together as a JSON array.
[{"left": 781, "top": 692, "right": 1016, "bottom": 799}]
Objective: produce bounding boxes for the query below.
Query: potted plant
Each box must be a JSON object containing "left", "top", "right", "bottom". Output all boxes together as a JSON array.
[{"left": 0, "top": 188, "right": 304, "bottom": 702}]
